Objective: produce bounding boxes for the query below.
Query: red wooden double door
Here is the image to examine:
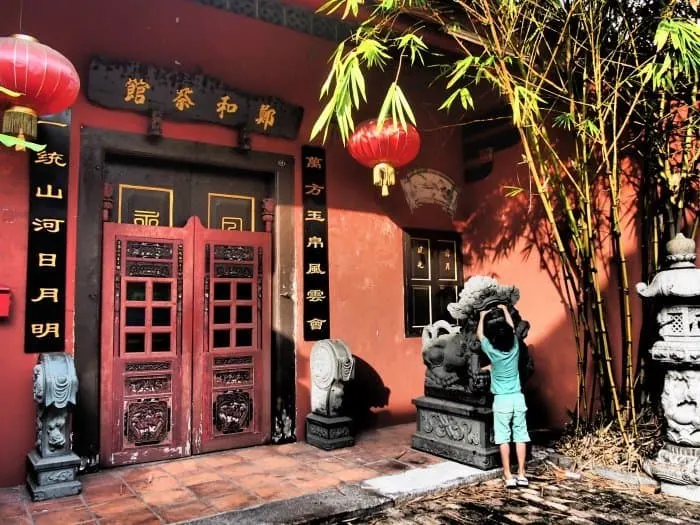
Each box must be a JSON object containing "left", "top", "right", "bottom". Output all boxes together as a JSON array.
[{"left": 100, "top": 217, "right": 271, "bottom": 466}]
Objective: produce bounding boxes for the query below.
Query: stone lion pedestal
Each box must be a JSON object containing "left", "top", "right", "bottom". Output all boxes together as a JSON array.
[
  {"left": 637, "top": 234, "right": 700, "bottom": 502},
  {"left": 27, "top": 353, "right": 82, "bottom": 501},
  {"left": 412, "top": 276, "right": 533, "bottom": 470},
  {"left": 306, "top": 339, "right": 356, "bottom": 450}
]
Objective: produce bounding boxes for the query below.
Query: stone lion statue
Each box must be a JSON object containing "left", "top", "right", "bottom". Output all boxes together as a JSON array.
[{"left": 421, "top": 276, "right": 533, "bottom": 403}]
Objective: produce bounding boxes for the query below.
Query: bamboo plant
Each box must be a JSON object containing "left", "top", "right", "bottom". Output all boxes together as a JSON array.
[{"left": 311, "top": 0, "right": 700, "bottom": 446}]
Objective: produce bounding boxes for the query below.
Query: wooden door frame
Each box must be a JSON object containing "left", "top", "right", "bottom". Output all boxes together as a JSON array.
[{"left": 75, "top": 127, "right": 296, "bottom": 464}]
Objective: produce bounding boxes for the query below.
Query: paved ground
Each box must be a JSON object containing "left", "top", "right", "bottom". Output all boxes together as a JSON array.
[
  {"left": 0, "top": 423, "right": 444, "bottom": 524},
  {"left": 364, "top": 465, "right": 700, "bottom": 525}
]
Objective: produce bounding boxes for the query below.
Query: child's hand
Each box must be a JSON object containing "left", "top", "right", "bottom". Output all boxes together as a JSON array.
[{"left": 498, "top": 304, "right": 508, "bottom": 312}]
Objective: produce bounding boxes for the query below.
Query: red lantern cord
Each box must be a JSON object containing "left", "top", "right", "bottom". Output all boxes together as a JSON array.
[
  {"left": 0, "top": 34, "right": 80, "bottom": 149},
  {"left": 347, "top": 119, "right": 420, "bottom": 196}
]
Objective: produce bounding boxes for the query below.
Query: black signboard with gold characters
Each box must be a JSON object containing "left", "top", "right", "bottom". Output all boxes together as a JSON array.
[
  {"left": 302, "top": 146, "right": 331, "bottom": 341},
  {"left": 87, "top": 56, "right": 304, "bottom": 140},
  {"left": 25, "top": 111, "right": 71, "bottom": 353}
]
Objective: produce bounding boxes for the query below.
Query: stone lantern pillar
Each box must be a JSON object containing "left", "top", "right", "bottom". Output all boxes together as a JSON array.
[
  {"left": 636, "top": 233, "right": 700, "bottom": 502},
  {"left": 26, "top": 353, "right": 81, "bottom": 501}
]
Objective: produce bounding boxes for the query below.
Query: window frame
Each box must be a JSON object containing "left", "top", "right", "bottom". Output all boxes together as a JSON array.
[{"left": 402, "top": 228, "right": 464, "bottom": 338}]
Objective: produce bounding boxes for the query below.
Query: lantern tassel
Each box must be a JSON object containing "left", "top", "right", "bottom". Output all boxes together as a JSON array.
[
  {"left": 3, "top": 106, "right": 38, "bottom": 142},
  {"left": 372, "top": 162, "right": 396, "bottom": 197}
]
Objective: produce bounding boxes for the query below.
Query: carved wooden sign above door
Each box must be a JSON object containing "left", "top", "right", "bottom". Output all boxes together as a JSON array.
[{"left": 86, "top": 56, "right": 304, "bottom": 140}]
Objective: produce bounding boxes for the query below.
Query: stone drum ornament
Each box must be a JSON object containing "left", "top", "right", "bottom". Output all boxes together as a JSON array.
[
  {"left": 27, "top": 353, "right": 81, "bottom": 501},
  {"left": 637, "top": 233, "right": 700, "bottom": 502},
  {"left": 306, "top": 339, "right": 356, "bottom": 450},
  {"left": 412, "top": 276, "right": 533, "bottom": 469}
]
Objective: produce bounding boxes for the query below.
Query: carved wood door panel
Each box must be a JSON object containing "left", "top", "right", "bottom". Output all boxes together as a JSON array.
[
  {"left": 100, "top": 219, "right": 194, "bottom": 467},
  {"left": 192, "top": 223, "right": 272, "bottom": 453},
  {"left": 100, "top": 217, "right": 272, "bottom": 466}
]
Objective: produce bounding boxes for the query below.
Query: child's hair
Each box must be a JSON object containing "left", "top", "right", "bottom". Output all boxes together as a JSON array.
[{"left": 483, "top": 308, "right": 516, "bottom": 352}]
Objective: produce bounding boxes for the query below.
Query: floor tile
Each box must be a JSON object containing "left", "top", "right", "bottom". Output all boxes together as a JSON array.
[
  {"left": 0, "top": 516, "right": 32, "bottom": 525},
  {"left": 156, "top": 500, "right": 216, "bottom": 523},
  {"left": 178, "top": 470, "right": 223, "bottom": 487},
  {"left": 140, "top": 487, "right": 197, "bottom": 507},
  {"left": 97, "top": 506, "right": 161, "bottom": 525},
  {"left": 332, "top": 467, "right": 380, "bottom": 483},
  {"left": 129, "top": 473, "right": 181, "bottom": 493},
  {"left": 366, "top": 459, "right": 412, "bottom": 475},
  {"left": 187, "top": 479, "right": 237, "bottom": 499},
  {"left": 81, "top": 480, "right": 133, "bottom": 504},
  {"left": 87, "top": 495, "right": 148, "bottom": 519},
  {"left": 27, "top": 495, "right": 84, "bottom": 514},
  {"left": 208, "top": 491, "right": 260, "bottom": 511},
  {"left": 233, "top": 447, "right": 278, "bottom": 460},
  {"left": 118, "top": 466, "right": 169, "bottom": 483},
  {"left": 33, "top": 506, "right": 94, "bottom": 525},
  {"left": 0, "top": 501, "right": 28, "bottom": 519},
  {"left": 214, "top": 462, "right": 259, "bottom": 479},
  {"left": 293, "top": 475, "right": 341, "bottom": 491},
  {"left": 159, "top": 458, "right": 203, "bottom": 476},
  {"left": 312, "top": 458, "right": 354, "bottom": 473},
  {"left": 254, "top": 455, "right": 301, "bottom": 471}
]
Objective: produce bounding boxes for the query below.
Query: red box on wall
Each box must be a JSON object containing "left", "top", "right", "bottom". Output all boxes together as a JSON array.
[{"left": 0, "top": 287, "right": 11, "bottom": 318}]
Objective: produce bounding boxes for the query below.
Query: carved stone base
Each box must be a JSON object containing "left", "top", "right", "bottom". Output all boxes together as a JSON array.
[
  {"left": 412, "top": 396, "right": 499, "bottom": 470},
  {"left": 26, "top": 450, "right": 82, "bottom": 501},
  {"left": 643, "top": 444, "right": 700, "bottom": 502},
  {"left": 306, "top": 413, "right": 354, "bottom": 450}
]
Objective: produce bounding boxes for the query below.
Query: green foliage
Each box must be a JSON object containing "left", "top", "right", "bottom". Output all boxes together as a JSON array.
[{"left": 312, "top": 0, "right": 700, "bottom": 440}]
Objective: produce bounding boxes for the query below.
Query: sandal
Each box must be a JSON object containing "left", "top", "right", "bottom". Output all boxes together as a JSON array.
[
  {"left": 504, "top": 477, "right": 517, "bottom": 489},
  {"left": 516, "top": 475, "right": 529, "bottom": 487}
]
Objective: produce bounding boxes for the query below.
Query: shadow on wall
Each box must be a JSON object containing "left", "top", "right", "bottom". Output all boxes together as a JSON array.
[{"left": 344, "top": 356, "right": 391, "bottom": 431}]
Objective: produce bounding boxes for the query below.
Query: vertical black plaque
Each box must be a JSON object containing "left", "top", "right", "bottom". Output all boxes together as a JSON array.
[
  {"left": 24, "top": 111, "right": 71, "bottom": 353},
  {"left": 302, "top": 145, "right": 331, "bottom": 341}
]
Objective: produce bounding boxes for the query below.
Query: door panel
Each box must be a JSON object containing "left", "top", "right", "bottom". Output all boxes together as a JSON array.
[
  {"left": 192, "top": 223, "right": 272, "bottom": 453},
  {"left": 100, "top": 220, "right": 194, "bottom": 467}
]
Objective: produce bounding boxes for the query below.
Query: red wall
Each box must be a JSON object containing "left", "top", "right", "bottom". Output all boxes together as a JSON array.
[{"left": 0, "top": 0, "right": 614, "bottom": 486}]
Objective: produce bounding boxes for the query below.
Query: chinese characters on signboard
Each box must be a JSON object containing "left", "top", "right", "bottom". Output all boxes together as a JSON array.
[
  {"left": 24, "top": 111, "right": 71, "bottom": 353},
  {"left": 87, "top": 56, "right": 304, "bottom": 140},
  {"left": 302, "top": 146, "right": 331, "bottom": 341}
]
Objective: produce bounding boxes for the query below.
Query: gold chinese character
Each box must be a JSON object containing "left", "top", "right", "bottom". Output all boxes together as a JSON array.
[
  {"left": 255, "top": 104, "right": 276, "bottom": 130},
  {"left": 304, "top": 184, "right": 324, "bottom": 196},
  {"left": 32, "top": 218, "right": 65, "bottom": 233},
  {"left": 36, "top": 185, "right": 63, "bottom": 199},
  {"left": 307, "top": 318, "right": 327, "bottom": 330},
  {"left": 305, "top": 210, "right": 325, "bottom": 222},
  {"left": 417, "top": 246, "right": 424, "bottom": 254},
  {"left": 306, "top": 263, "right": 326, "bottom": 275},
  {"left": 445, "top": 262, "right": 451, "bottom": 271},
  {"left": 34, "top": 151, "right": 67, "bottom": 167},
  {"left": 38, "top": 253, "right": 57, "bottom": 267},
  {"left": 31, "top": 288, "right": 59, "bottom": 303},
  {"left": 306, "top": 289, "right": 326, "bottom": 302},
  {"left": 216, "top": 95, "right": 239, "bottom": 119},
  {"left": 221, "top": 217, "right": 242, "bottom": 230},
  {"left": 173, "top": 87, "right": 195, "bottom": 111},
  {"left": 306, "top": 156, "right": 323, "bottom": 169},
  {"left": 124, "top": 78, "right": 151, "bottom": 105},
  {"left": 31, "top": 323, "right": 60, "bottom": 339},
  {"left": 133, "top": 210, "right": 160, "bottom": 226},
  {"left": 306, "top": 236, "right": 324, "bottom": 248},
  {"left": 417, "top": 260, "right": 425, "bottom": 269},
  {"left": 444, "top": 250, "right": 451, "bottom": 259}
]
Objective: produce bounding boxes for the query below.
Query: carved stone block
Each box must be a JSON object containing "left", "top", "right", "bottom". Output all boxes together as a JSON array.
[
  {"left": 27, "top": 353, "right": 82, "bottom": 501},
  {"left": 306, "top": 413, "right": 354, "bottom": 450},
  {"left": 411, "top": 396, "right": 499, "bottom": 470}
]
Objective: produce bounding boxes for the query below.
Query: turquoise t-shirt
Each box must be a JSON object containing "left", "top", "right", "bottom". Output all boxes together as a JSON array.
[{"left": 480, "top": 337, "right": 521, "bottom": 395}]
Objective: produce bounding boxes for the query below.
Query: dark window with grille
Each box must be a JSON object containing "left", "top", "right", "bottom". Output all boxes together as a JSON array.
[{"left": 403, "top": 229, "right": 463, "bottom": 337}]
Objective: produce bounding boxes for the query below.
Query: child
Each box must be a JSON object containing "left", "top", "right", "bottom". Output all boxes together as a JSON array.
[{"left": 477, "top": 304, "right": 530, "bottom": 488}]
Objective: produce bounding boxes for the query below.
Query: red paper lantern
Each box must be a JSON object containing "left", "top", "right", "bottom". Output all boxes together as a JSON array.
[
  {"left": 347, "top": 119, "right": 421, "bottom": 196},
  {"left": 0, "top": 34, "right": 80, "bottom": 146}
]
